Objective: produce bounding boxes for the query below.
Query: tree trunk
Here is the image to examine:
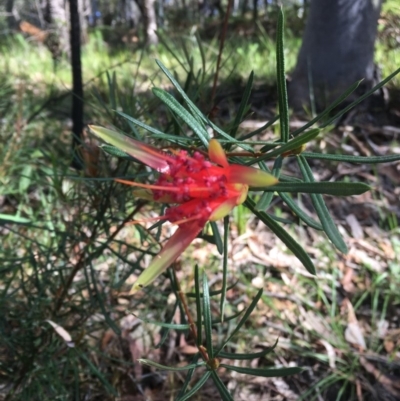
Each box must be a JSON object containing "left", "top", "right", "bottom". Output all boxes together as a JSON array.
[
  {"left": 69, "top": 0, "right": 84, "bottom": 169},
  {"left": 289, "top": 0, "right": 382, "bottom": 110},
  {"left": 136, "top": 0, "right": 158, "bottom": 45},
  {"left": 46, "top": 0, "right": 70, "bottom": 59},
  {"left": 6, "top": 0, "right": 18, "bottom": 30}
]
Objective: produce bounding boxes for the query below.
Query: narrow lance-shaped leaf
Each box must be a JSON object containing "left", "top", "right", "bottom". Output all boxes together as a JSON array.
[
  {"left": 220, "top": 364, "right": 302, "bottom": 378},
  {"left": 246, "top": 128, "right": 320, "bottom": 165},
  {"left": 211, "top": 371, "right": 235, "bottom": 401},
  {"left": 203, "top": 272, "right": 214, "bottom": 359},
  {"left": 256, "top": 181, "right": 371, "bottom": 197},
  {"left": 245, "top": 197, "right": 316, "bottom": 275},
  {"left": 152, "top": 88, "right": 210, "bottom": 147},
  {"left": 215, "top": 288, "right": 264, "bottom": 356},
  {"left": 256, "top": 157, "right": 283, "bottom": 211},
  {"left": 302, "top": 152, "right": 400, "bottom": 164},
  {"left": 229, "top": 71, "right": 254, "bottom": 140},
  {"left": 280, "top": 192, "right": 323, "bottom": 231},
  {"left": 177, "top": 371, "right": 212, "bottom": 401},
  {"left": 297, "top": 155, "right": 348, "bottom": 253},
  {"left": 276, "top": 7, "right": 289, "bottom": 143}
]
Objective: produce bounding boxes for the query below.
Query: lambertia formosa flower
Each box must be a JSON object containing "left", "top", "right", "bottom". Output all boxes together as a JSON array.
[{"left": 89, "top": 126, "right": 278, "bottom": 293}]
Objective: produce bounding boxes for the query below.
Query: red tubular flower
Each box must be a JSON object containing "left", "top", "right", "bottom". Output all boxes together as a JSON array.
[{"left": 89, "top": 126, "right": 278, "bottom": 292}]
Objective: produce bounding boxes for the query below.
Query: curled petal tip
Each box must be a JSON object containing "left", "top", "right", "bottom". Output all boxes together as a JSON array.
[
  {"left": 228, "top": 164, "right": 278, "bottom": 187},
  {"left": 208, "top": 139, "right": 229, "bottom": 168}
]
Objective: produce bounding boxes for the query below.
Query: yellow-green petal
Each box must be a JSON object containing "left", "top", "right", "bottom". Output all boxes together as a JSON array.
[
  {"left": 228, "top": 164, "right": 278, "bottom": 187},
  {"left": 208, "top": 139, "right": 229, "bottom": 168},
  {"left": 89, "top": 125, "right": 172, "bottom": 173},
  {"left": 130, "top": 222, "right": 203, "bottom": 293}
]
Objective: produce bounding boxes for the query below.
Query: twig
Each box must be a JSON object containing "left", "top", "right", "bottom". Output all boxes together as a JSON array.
[{"left": 173, "top": 269, "right": 210, "bottom": 363}]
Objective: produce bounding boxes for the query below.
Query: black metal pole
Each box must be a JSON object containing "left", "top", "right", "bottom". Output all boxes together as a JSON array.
[{"left": 69, "top": 0, "right": 84, "bottom": 170}]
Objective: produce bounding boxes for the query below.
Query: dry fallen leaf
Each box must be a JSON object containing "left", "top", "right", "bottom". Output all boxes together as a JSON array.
[{"left": 45, "top": 320, "right": 75, "bottom": 347}]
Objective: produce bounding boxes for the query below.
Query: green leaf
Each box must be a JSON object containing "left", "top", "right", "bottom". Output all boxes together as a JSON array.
[
  {"left": 155, "top": 299, "right": 180, "bottom": 348},
  {"left": 259, "top": 181, "right": 371, "bottom": 196},
  {"left": 211, "top": 371, "right": 234, "bottom": 401},
  {"left": 245, "top": 197, "right": 316, "bottom": 275},
  {"left": 0, "top": 214, "right": 31, "bottom": 224},
  {"left": 322, "top": 66, "right": 400, "bottom": 128},
  {"left": 302, "top": 152, "right": 400, "bottom": 164},
  {"left": 210, "top": 221, "right": 223, "bottom": 255},
  {"left": 297, "top": 156, "right": 348, "bottom": 253},
  {"left": 152, "top": 88, "right": 209, "bottom": 147},
  {"left": 238, "top": 115, "right": 280, "bottom": 141},
  {"left": 19, "top": 165, "right": 32, "bottom": 192},
  {"left": 215, "top": 289, "right": 263, "bottom": 356},
  {"left": 136, "top": 320, "right": 190, "bottom": 330},
  {"left": 290, "top": 80, "right": 361, "bottom": 138},
  {"left": 116, "top": 111, "right": 169, "bottom": 138},
  {"left": 276, "top": 8, "right": 289, "bottom": 143},
  {"left": 220, "top": 364, "right": 302, "bottom": 377},
  {"left": 220, "top": 216, "right": 230, "bottom": 319},
  {"left": 155, "top": 59, "right": 253, "bottom": 152},
  {"left": 177, "top": 370, "right": 212, "bottom": 401},
  {"left": 78, "top": 351, "right": 118, "bottom": 396},
  {"left": 186, "top": 281, "right": 238, "bottom": 298},
  {"left": 176, "top": 354, "right": 201, "bottom": 400},
  {"left": 229, "top": 71, "right": 254, "bottom": 139},
  {"left": 203, "top": 272, "right": 214, "bottom": 358},
  {"left": 100, "top": 145, "right": 133, "bottom": 160},
  {"left": 256, "top": 157, "right": 283, "bottom": 211},
  {"left": 247, "top": 128, "right": 320, "bottom": 165},
  {"left": 218, "top": 338, "right": 279, "bottom": 360},
  {"left": 138, "top": 359, "right": 205, "bottom": 371},
  {"left": 279, "top": 193, "right": 323, "bottom": 230},
  {"left": 194, "top": 265, "right": 202, "bottom": 346}
]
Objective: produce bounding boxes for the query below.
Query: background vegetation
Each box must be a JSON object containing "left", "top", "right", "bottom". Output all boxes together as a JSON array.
[{"left": 1, "top": 1, "right": 400, "bottom": 400}]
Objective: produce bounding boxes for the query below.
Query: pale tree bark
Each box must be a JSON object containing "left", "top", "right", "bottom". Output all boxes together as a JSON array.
[
  {"left": 136, "top": 0, "right": 158, "bottom": 45},
  {"left": 289, "top": 0, "right": 382, "bottom": 110},
  {"left": 46, "top": 0, "right": 70, "bottom": 58}
]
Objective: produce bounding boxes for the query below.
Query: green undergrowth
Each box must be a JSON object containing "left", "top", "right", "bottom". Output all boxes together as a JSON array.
[{"left": 1, "top": 7, "right": 400, "bottom": 401}]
